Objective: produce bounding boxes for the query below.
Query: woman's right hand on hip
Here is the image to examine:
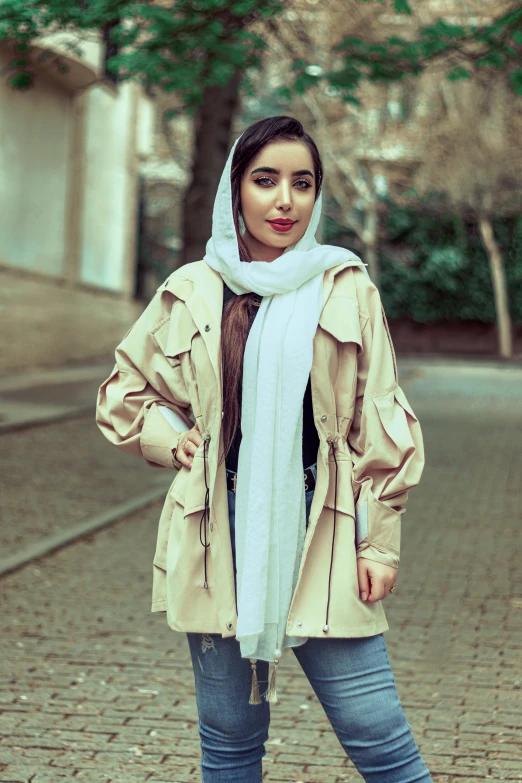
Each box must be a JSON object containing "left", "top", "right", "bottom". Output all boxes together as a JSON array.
[{"left": 175, "top": 423, "right": 203, "bottom": 469}]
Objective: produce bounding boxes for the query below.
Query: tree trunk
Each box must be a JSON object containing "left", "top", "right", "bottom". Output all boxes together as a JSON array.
[
  {"left": 478, "top": 213, "right": 513, "bottom": 358},
  {"left": 181, "top": 72, "right": 242, "bottom": 266},
  {"left": 363, "top": 200, "right": 379, "bottom": 287}
]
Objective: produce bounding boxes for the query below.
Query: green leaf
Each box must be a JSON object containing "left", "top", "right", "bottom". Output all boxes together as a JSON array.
[
  {"left": 509, "top": 67, "right": 522, "bottom": 95},
  {"left": 292, "top": 71, "right": 319, "bottom": 94},
  {"left": 476, "top": 50, "right": 506, "bottom": 69},
  {"left": 8, "top": 70, "right": 33, "bottom": 89},
  {"left": 9, "top": 56, "right": 28, "bottom": 67},
  {"left": 342, "top": 94, "right": 360, "bottom": 106},
  {"left": 334, "top": 36, "right": 364, "bottom": 51},
  {"left": 393, "top": 0, "right": 412, "bottom": 15},
  {"left": 273, "top": 85, "right": 292, "bottom": 101},
  {"left": 419, "top": 19, "right": 466, "bottom": 39},
  {"left": 447, "top": 65, "right": 470, "bottom": 82}
]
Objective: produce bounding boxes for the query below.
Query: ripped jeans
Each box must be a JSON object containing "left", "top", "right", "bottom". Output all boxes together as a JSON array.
[{"left": 186, "top": 489, "right": 433, "bottom": 783}]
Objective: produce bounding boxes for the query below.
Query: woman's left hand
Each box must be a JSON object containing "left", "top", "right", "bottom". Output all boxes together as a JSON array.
[{"left": 357, "top": 558, "right": 397, "bottom": 602}]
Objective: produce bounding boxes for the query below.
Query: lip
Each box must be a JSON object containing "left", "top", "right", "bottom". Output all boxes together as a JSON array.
[{"left": 268, "top": 219, "right": 296, "bottom": 233}]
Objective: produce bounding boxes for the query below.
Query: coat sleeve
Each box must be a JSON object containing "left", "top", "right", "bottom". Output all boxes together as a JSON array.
[
  {"left": 96, "top": 289, "right": 194, "bottom": 471},
  {"left": 347, "top": 274, "right": 425, "bottom": 569}
]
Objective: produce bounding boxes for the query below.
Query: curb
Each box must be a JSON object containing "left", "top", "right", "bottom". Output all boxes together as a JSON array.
[
  {"left": 396, "top": 353, "right": 522, "bottom": 369},
  {"left": 0, "top": 405, "right": 94, "bottom": 435},
  {"left": 0, "top": 481, "right": 172, "bottom": 577}
]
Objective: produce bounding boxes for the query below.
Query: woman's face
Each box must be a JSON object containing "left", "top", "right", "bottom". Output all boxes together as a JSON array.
[{"left": 240, "top": 140, "right": 317, "bottom": 262}]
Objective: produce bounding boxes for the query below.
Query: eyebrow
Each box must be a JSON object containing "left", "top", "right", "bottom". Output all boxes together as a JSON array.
[{"left": 250, "top": 166, "right": 315, "bottom": 178}]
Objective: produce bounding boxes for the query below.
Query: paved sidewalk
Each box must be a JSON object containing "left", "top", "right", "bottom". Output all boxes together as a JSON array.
[
  {"left": 0, "top": 363, "right": 173, "bottom": 568},
  {"left": 0, "top": 415, "right": 171, "bottom": 563},
  {"left": 0, "top": 364, "right": 114, "bottom": 433},
  {"left": 1, "top": 363, "right": 522, "bottom": 782}
]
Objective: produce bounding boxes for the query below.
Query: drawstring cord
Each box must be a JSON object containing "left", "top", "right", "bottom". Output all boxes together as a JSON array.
[
  {"left": 200, "top": 431, "right": 338, "bottom": 699},
  {"left": 324, "top": 437, "right": 338, "bottom": 634},
  {"left": 199, "top": 436, "right": 210, "bottom": 589}
]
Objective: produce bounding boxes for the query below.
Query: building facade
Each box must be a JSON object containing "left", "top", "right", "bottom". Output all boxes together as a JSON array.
[{"left": 0, "top": 33, "right": 155, "bottom": 372}]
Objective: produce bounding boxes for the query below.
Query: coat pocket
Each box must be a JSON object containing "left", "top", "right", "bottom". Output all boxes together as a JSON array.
[
  {"left": 318, "top": 297, "right": 363, "bottom": 435},
  {"left": 164, "top": 302, "right": 200, "bottom": 364},
  {"left": 159, "top": 303, "right": 203, "bottom": 422},
  {"left": 152, "top": 484, "right": 177, "bottom": 571},
  {"left": 318, "top": 296, "right": 364, "bottom": 349},
  {"left": 169, "top": 451, "right": 208, "bottom": 517}
]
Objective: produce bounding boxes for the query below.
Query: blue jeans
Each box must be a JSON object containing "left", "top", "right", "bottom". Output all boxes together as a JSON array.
[{"left": 186, "top": 487, "right": 432, "bottom": 783}]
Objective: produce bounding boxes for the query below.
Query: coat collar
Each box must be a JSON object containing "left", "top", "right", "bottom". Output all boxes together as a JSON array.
[
  {"left": 164, "top": 258, "right": 361, "bottom": 314},
  {"left": 162, "top": 259, "right": 364, "bottom": 402}
]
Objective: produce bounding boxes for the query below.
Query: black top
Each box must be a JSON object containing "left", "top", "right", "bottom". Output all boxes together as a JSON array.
[{"left": 222, "top": 282, "right": 319, "bottom": 472}]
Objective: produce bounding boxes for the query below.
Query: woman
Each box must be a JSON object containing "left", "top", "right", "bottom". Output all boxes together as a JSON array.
[{"left": 97, "top": 116, "right": 431, "bottom": 782}]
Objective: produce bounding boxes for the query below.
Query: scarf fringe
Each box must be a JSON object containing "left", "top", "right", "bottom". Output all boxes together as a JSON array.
[
  {"left": 265, "top": 660, "right": 280, "bottom": 705},
  {"left": 249, "top": 659, "right": 261, "bottom": 705}
]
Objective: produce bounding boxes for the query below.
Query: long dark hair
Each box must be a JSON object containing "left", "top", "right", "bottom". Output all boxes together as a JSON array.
[{"left": 219, "top": 116, "right": 323, "bottom": 467}]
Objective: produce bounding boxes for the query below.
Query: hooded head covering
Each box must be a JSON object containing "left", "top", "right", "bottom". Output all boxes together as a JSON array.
[{"left": 204, "top": 131, "right": 366, "bottom": 704}]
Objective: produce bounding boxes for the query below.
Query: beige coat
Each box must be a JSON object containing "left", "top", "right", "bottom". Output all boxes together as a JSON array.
[{"left": 96, "top": 259, "right": 424, "bottom": 640}]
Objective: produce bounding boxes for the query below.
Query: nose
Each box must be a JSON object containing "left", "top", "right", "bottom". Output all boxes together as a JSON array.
[{"left": 275, "top": 180, "right": 292, "bottom": 211}]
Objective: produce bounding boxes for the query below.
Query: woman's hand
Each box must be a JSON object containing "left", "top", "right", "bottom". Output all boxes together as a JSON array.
[
  {"left": 175, "top": 423, "right": 203, "bottom": 469},
  {"left": 357, "top": 557, "right": 397, "bottom": 602}
]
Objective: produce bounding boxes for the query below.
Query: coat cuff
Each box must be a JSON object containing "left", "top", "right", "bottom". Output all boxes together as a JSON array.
[
  {"left": 355, "top": 492, "right": 401, "bottom": 567},
  {"left": 140, "top": 403, "right": 186, "bottom": 469},
  {"left": 356, "top": 543, "right": 399, "bottom": 569}
]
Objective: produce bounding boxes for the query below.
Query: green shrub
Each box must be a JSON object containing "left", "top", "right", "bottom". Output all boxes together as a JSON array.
[{"left": 325, "top": 205, "right": 522, "bottom": 324}]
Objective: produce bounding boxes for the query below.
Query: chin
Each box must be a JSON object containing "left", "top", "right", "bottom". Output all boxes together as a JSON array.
[{"left": 263, "top": 234, "right": 294, "bottom": 249}]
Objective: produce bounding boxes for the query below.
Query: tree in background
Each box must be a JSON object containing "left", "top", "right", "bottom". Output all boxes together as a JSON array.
[
  {"left": 1, "top": 0, "right": 521, "bottom": 279},
  {"left": 0, "top": 0, "right": 284, "bottom": 264},
  {"left": 254, "top": 0, "right": 401, "bottom": 287},
  {"left": 242, "top": 0, "right": 522, "bottom": 310},
  {"left": 255, "top": 0, "right": 522, "bottom": 356},
  {"left": 410, "top": 76, "right": 522, "bottom": 357}
]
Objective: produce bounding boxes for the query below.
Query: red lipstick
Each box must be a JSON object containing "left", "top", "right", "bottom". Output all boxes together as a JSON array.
[{"left": 268, "top": 219, "right": 296, "bottom": 233}]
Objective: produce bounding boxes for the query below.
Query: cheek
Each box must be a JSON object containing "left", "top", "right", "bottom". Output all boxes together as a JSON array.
[
  {"left": 295, "top": 198, "right": 315, "bottom": 239},
  {"left": 241, "top": 184, "right": 266, "bottom": 222}
]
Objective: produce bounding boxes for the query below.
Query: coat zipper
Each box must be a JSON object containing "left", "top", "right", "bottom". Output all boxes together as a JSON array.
[
  {"left": 199, "top": 432, "right": 211, "bottom": 589},
  {"left": 323, "top": 435, "right": 338, "bottom": 634},
  {"left": 199, "top": 427, "right": 339, "bottom": 631}
]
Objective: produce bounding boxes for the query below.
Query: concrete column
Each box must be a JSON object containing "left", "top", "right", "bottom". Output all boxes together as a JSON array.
[{"left": 63, "top": 91, "right": 87, "bottom": 286}]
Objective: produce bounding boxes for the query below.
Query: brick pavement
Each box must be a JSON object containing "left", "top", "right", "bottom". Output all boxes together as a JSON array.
[
  {"left": 1, "top": 363, "right": 522, "bottom": 782},
  {"left": 0, "top": 416, "right": 166, "bottom": 559},
  {"left": 0, "top": 364, "right": 113, "bottom": 434}
]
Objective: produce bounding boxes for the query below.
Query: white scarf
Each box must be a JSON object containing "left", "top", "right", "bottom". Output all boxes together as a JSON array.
[{"left": 204, "top": 134, "right": 365, "bottom": 680}]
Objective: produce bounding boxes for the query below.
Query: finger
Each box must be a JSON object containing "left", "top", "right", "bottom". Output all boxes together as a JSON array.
[
  {"left": 177, "top": 437, "right": 193, "bottom": 468},
  {"left": 357, "top": 559, "right": 370, "bottom": 601},
  {"left": 368, "top": 576, "right": 385, "bottom": 603},
  {"left": 183, "top": 437, "right": 196, "bottom": 457},
  {"left": 385, "top": 581, "right": 396, "bottom": 599},
  {"left": 177, "top": 447, "right": 192, "bottom": 469}
]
